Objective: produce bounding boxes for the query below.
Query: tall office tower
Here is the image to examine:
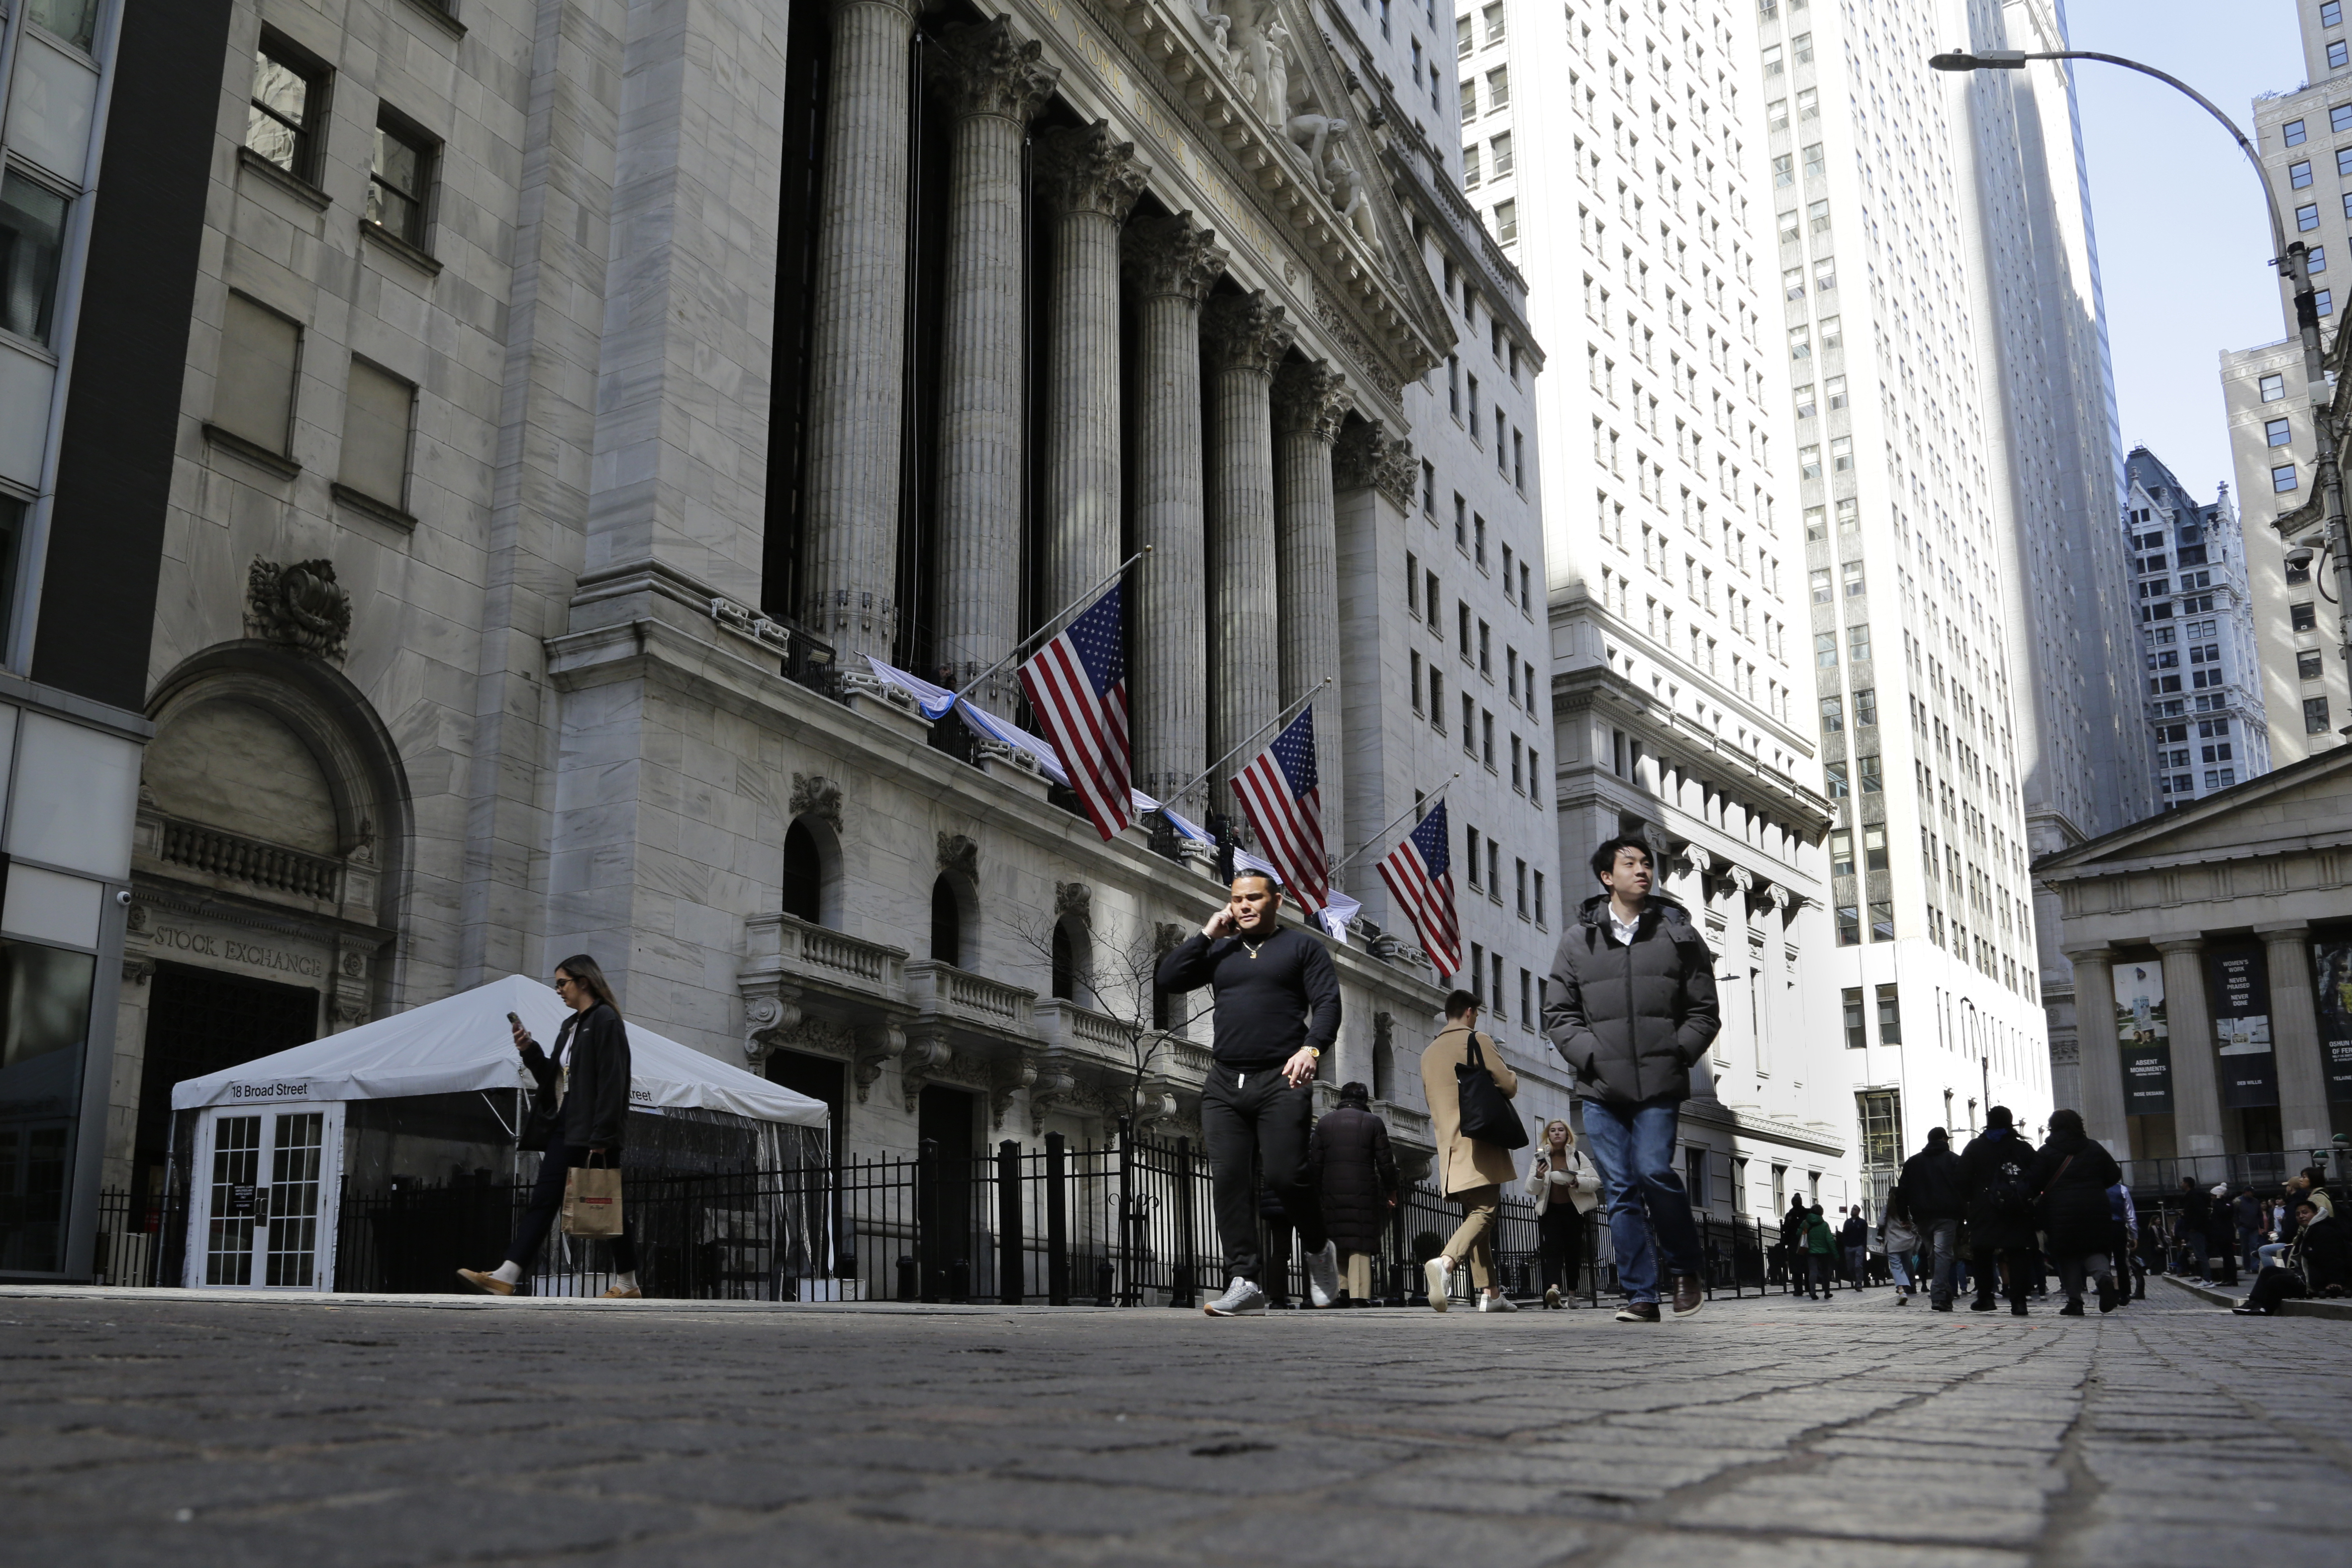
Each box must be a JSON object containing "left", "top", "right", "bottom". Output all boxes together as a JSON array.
[
  {"left": 1744, "top": 0, "right": 2070, "bottom": 1184},
  {"left": 1505, "top": 1, "right": 1862, "bottom": 1219},
  {"left": 2228, "top": 0, "right": 2352, "bottom": 764},
  {"left": 2123, "top": 449, "right": 2271, "bottom": 808}
]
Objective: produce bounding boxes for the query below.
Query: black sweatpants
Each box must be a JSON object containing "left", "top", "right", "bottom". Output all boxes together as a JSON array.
[
  {"left": 1537, "top": 1205, "right": 1584, "bottom": 1297},
  {"left": 506, "top": 1143, "right": 637, "bottom": 1275},
  {"left": 1200, "top": 1067, "right": 1324, "bottom": 1281}
]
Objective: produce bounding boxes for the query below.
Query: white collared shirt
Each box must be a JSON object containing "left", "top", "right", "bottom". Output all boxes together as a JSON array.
[{"left": 1608, "top": 905, "right": 1642, "bottom": 947}]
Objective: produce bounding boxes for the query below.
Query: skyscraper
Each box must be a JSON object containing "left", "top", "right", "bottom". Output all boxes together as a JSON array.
[{"left": 1504, "top": 0, "right": 1860, "bottom": 1216}]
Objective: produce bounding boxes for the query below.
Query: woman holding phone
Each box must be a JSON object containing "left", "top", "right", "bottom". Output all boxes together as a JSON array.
[{"left": 458, "top": 955, "right": 639, "bottom": 1298}]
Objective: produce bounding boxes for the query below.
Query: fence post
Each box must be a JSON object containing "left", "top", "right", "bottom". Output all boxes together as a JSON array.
[
  {"left": 1045, "top": 1132, "right": 1069, "bottom": 1305},
  {"left": 997, "top": 1139, "right": 1023, "bottom": 1306},
  {"left": 916, "top": 1138, "right": 940, "bottom": 1303},
  {"left": 1170, "top": 1135, "right": 1197, "bottom": 1308},
  {"left": 1116, "top": 1116, "right": 1136, "bottom": 1306}
]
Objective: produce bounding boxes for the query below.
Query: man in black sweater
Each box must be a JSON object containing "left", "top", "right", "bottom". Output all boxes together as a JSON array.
[{"left": 1157, "top": 870, "right": 1342, "bottom": 1316}]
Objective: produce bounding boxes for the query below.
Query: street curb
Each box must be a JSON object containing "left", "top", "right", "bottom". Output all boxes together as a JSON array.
[{"left": 2157, "top": 1271, "right": 2352, "bottom": 1321}]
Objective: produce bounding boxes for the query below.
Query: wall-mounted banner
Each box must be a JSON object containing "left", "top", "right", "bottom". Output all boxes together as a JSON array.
[
  {"left": 2115, "top": 959, "right": 2172, "bottom": 1117},
  {"left": 2207, "top": 945, "right": 2278, "bottom": 1110},
  {"left": 2314, "top": 936, "right": 2352, "bottom": 1103}
]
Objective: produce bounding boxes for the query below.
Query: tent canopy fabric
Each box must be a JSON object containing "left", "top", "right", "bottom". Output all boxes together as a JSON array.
[{"left": 169, "top": 975, "right": 828, "bottom": 1127}]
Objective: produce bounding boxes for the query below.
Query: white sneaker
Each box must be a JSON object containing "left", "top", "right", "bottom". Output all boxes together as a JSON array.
[
  {"left": 1425, "top": 1257, "right": 1452, "bottom": 1311},
  {"left": 1203, "top": 1276, "right": 1268, "bottom": 1317},
  {"left": 1305, "top": 1240, "right": 1341, "bottom": 1308},
  {"left": 1478, "top": 1291, "right": 1518, "bottom": 1312}
]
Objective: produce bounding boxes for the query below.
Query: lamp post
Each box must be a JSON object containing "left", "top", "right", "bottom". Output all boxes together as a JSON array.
[{"left": 1931, "top": 47, "right": 2352, "bottom": 727}]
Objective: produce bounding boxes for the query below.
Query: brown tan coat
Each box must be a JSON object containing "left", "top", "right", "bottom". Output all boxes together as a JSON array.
[{"left": 1420, "top": 1022, "right": 1521, "bottom": 1194}]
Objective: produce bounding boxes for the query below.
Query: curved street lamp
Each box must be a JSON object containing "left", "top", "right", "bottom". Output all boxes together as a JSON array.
[{"left": 1932, "top": 47, "right": 2352, "bottom": 721}]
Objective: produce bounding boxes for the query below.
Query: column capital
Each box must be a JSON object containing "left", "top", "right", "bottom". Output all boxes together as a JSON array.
[
  {"left": 1273, "top": 359, "right": 1349, "bottom": 441},
  {"left": 2152, "top": 933, "right": 2207, "bottom": 956},
  {"left": 1035, "top": 120, "right": 1149, "bottom": 220},
  {"left": 2254, "top": 920, "right": 2313, "bottom": 941},
  {"left": 1203, "top": 290, "right": 1294, "bottom": 373},
  {"left": 1123, "top": 213, "right": 1225, "bottom": 301},
  {"left": 1334, "top": 420, "right": 1417, "bottom": 507},
  {"left": 926, "top": 16, "right": 1059, "bottom": 123},
  {"left": 2060, "top": 945, "right": 2117, "bottom": 965}
]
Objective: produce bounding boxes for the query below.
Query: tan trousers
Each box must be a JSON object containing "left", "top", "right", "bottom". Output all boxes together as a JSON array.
[
  {"left": 1343, "top": 1250, "right": 1373, "bottom": 1302},
  {"left": 1442, "top": 1184, "right": 1502, "bottom": 1290}
]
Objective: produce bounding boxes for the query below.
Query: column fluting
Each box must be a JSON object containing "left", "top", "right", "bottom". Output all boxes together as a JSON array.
[
  {"left": 927, "top": 19, "right": 1057, "bottom": 713},
  {"left": 2258, "top": 923, "right": 2333, "bottom": 1151},
  {"left": 1203, "top": 291, "right": 1293, "bottom": 820},
  {"left": 1272, "top": 358, "right": 1349, "bottom": 880},
  {"left": 2062, "top": 947, "right": 2126, "bottom": 1153},
  {"left": 802, "top": 0, "right": 921, "bottom": 660},
  {"left": 1035, "top": 122, "right": 1147, "bottom": 616},
  {"left": 2156, "top": 935, "right": 2225, "bottom": 1158},
  {"left": 1122, "top": 214, "right": 1225, "bottom": 813}
]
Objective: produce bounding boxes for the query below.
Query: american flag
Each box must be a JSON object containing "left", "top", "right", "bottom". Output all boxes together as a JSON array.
[
  {"left": 1229, "top": 707, "right": 1328, "bottom": 914},
  {"left": 1018, "top": 584, "right": 1131, "bottom": 840},
  {"left": 1377, "top": 799, "right": 1460, "bottom": 976}
]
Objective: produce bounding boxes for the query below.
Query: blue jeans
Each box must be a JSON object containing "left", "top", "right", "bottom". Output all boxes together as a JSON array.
[
  {"left": 1926, "top": 1218, "right": 1962, "bottom": 1306},
  {"left": 1579, "top": 1096, "right": 1700, "bottom": 1304},
  {"left": 1887, "top": 1251, "right": 1913, "bottom": 1292}
]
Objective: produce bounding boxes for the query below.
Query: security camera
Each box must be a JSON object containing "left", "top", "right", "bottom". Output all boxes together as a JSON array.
[
  {"left": 2288, "top": 545, "right": 2315, "bottom": 571},
  {"left": 114, "top": 889, "right": 133, "bottom": 907}
]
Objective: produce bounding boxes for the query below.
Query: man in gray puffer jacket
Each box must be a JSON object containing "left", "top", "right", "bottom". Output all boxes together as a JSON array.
[{"left": 1543, "top": 836, "right": 1720, "bottom": 1322}]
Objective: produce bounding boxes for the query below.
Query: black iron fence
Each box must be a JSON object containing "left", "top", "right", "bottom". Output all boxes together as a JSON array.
[{"left": 96, "top": 1127, "right": 1814, "bottom": 1306}]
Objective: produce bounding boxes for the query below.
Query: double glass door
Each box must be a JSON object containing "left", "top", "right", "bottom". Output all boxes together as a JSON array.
[{"left": 189, "top": 1104, "right": 343, "bottom": 1289}]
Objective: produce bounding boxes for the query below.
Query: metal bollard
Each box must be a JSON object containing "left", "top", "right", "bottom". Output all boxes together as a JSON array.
[
  {"left": 896, "top": 1254, "right": 917, "bottom": 1302},
  {"left": 949, "top": 1259, "right": 970, "bottom": 1303},
  {"left": 1094, "top": 1257, "right": 1114, "bottom": 1307}
]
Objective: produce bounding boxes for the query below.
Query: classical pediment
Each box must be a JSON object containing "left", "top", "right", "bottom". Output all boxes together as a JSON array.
[{"left": 2035, "top": 747, "right": 2352, "bottom": 880}]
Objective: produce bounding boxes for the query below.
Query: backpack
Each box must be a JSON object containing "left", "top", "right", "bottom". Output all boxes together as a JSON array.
[{"left": 1978, "top": 1144, "right": 2035, "bottom": 1218}]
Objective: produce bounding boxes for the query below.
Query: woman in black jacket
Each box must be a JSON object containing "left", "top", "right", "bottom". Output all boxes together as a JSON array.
[
  {"left": 459, "top": 955, "right": 639, "bottom": 1298},
  {"left": 1305, "top": 1082, "right": 1399, "bottom": 1304},
  {"left": 2027, "top": 1108, "right": 2125, "bottom": 1315}
]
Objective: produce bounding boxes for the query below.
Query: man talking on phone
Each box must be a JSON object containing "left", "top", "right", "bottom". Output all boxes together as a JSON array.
[{"left": 1157, "top": 870, "right": 1343, "bottom": 1316}]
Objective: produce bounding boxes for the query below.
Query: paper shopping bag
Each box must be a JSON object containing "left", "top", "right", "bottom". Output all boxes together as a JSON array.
[{"left": 561, "top": 1160, "right": 624, "bottom": 1237}]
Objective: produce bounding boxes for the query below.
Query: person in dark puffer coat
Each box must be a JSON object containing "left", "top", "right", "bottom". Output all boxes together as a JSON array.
[
  {"left": 1959, "top": 1106, "right": 2040, "bottom": 1315},
  {"left": 2027, "top": 1108, "right": 2125, "bottom": 1315},
  {"left": 1306, "top": 1081, "right": 1399, "bottom": 1304}
]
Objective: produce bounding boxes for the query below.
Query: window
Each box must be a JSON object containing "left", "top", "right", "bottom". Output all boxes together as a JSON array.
[
  {"left": 338, "top": 359, "right": 414, "bottom": 508},
  {"left": 247, "top": 34, "right": 327, "bottom": 183},
  {"left": 1842, "top": 986, "right": 1865, "bottom": 1046},
  {"left": 2286, "top": 118, "right": 2309, "bottom": 146},
  {"left": 1515, "top": 857, "right": 1528, "bottom": 916},
  {"left": 2322, "top": 290, "right": 2337, "bottom": 316},
  {"left": 1486, "top": 67, "right": 1509, "bottom": 109},
  {"left": 1768, "top": 98, "right": 1791, "bottom": 132},
  {"left": 1762, "top": 43, "right": 1783, "bottom": 76},
  {"left": 1410, "top": 650, "right": 1424, "bottom": 710},
  {"left": 1819, "top": 316, "right": 1843, "bottom": 351},
  {"left": 1470, "top": 941, "right": 1485, "bottom": 997},
  {"left": 1832, "top": 436, "right": 1854, "bottom": 474},
  {"left": 2331, "top": 38, "right": 2348, "bottom": 68},
  {"left": 214, "top": 294, "right": 303, "bottom": 456},
  {"left": 1820, "top": 694, "right": 1843, "bottom": 733},
  {"left": 1463, "top": 693, "right": 1477, "bottom": 753},
  {"left": 1459, "top": 601, "right": 1472, "bottom": 656},
  {"left": 1847, "top": 622, "right": 1871, "bottom": 663},
  {"left": 1792, "top": 31, "right": 1814, "bottom": 62},
  {"left": 1809, "top": 199, "right": 1831, "bottom": 234},
  {"left": 2299, "top": 202, "right": 2322, "bottom": 231},
  {"left": 1810, "top": 567, "right": 1833, "bottom": 603},
  {"left": 2293, "top": 601, "right": 2319, "bottom": 631},
  {"left": 1858, "top": 754, "right": 1881, "bottom": 792},
  {"left": 1457, "top": 12, "right": 1473, "bottom": 55},
  {"left": 1826, "top": 761, "right": 1848, "bottom": 796},
  {"left": 2318, "top": 247, "right": 2332, "bottom": 274},
  {"left": 1425, "top": 569, "right": 1441, "bottom": 628},
  {"left": 1826, "top": 374, "right": 1849, "bottom": 411},
  {"left": 2274, "top": 463, "right": 2300, "bottom": 493},
  {"left": 1534, "top": 871, "right": 1546, "bottom": 926},
  {"left": 1853, "top": 687, "right": 1876, "bottom": 727},
  {"left": 1491, "top": 132, "right": 1514, "bottom": 176},
  {"left": 1494, "top": 200, "right": 1518, "bottom": 243},
  {"left": 1872, "top": 983, "right": 1902, "bottom": 1044},
  {"left": 2328, "top": 0, "right": 2345, "bottom": 25},
  {"left": 1803, "top": 142, "right": 1826, "bottom": 181},
  {"left": 1481, "top": 709, "right": 1496, "bottom": 769},
  {"left": 1464, "top": 145, "right": 1483, "bottom": 188},
  {"left": 1869, "top": 900, "right": 1895, "bottom": 942},
  {"left": 1815, "top": 631, "right": 1838, "bottom": 667},
  {"left": 2268, "top": 417, "right": 2293, "bottom": 447},
  {"left": 1788, "top": 324, "right": 1812, "bottom": 360},
  {"left": 1460, "top": 79, "right": 1477, "bottom": 122},
  {"left": 1466, "top": 828, "right": 1482, "bottom": 888},
  {"left": 1863, "top": 825, "right": 1887, "bottom": 870},
  {"left": 1804, "top": 505, "right": 1826, "bottom": 541},
  {"left": 2300, "top": 649, "right": 2326, "bottom": 680},
  {"left": 367, "top": 112, "right": 436, "bottom": 248},
  {"left": 1836, "top": 496, "right": 1859, "bottom": 529},
  {"left": 2335, "top": 103, "right": 2352, "bottom": 132},
  {"left": 1800, "top": 445, "right": 1822, "bottom": 480},
  {"left": 2261, "top": 373, "right": 2287, "bottom": 402},
  {"left": 1793, "top": 382, "right": 1817, "bottom": 419},
  {"left": 2292, "top": 160, "right": 2315, "bottom": 190},
  {"left": 1773, "top": 153, "right": 1794, "bottom": 189},
  {"left": 1837, "top": 905, "right": 1860, "bottom": 945},
  {"left": 1430, "top": 667, "right": 1445, "bottom": 730},
  {"left": 2307, "top": 696, "right": 2333, "bottom": 734},
  {"left": 1831, "top": 829, "right": 1853, "bottom": 877},
  {"left": 0, "top": 173, "right": 68, "bottom": 345},
  {"left": 1483, "top": 1, "right": 1505, "bottom": 43}
]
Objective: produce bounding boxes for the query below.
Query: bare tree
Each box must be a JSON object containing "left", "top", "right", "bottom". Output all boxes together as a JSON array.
[{"left": 1003, "top": 893, "right": 1205, "bottom": 1121}]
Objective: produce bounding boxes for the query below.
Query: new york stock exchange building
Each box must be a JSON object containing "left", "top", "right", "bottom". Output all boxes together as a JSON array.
[{"left": 6, "top": 0, "right": 1572, "bottom": 1282}]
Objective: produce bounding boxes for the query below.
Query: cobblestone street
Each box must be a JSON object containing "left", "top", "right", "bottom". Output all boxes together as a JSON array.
[{"left": 3, "top": 1281, "right": 2348, "bottom": 1568}]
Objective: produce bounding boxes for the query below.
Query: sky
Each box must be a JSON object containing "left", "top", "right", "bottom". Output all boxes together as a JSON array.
[{"left": 2062, "top": 0, "right": 2305, "bottom": 500}]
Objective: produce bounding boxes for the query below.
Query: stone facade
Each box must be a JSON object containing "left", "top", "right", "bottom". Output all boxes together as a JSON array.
[{"left": 108, "top": 0, "right": 1566, "bottom": 1192}]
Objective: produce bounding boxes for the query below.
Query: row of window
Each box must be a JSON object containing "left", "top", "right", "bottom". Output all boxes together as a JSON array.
[
  {"left": 1839, "top": 983, "right": 1903, "bottom": 1048},
  {"left": 248, "top": 33, "right": 438, "bottom": 252},
  {"left": 211, "top": 293, "right": 415, "bottom": 514},
  {"left": 1460, "top": 66, "right": 1510, "bottom": 122},
  {"left": 1465, "top": 943, "right": 1540, "bottom": 1033},
  {"left": 1459, "top": 824, "right": 1545, "bottom": 924},
  {"left": 1405, "top": 652, "right": 1547, "bottom": 805}
]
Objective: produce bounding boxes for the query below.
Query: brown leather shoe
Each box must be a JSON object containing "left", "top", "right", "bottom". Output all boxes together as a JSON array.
[
  {"left": 601, "top": 1285, "right": 642, "bottom": 1299},
  {"left": 457, "top": 1268, "right": 515, "bottom": 1296},
  {"left": 1670, "top": 1274, "right": 1704, "bottom": 1317},
  {"left": 1613, "top": 1300, "right": 1661, "bottom": 1322}
]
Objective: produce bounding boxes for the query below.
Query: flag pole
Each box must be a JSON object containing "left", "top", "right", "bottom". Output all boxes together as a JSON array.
[
  {"left": 1158, "top": 676, "right": 1332, "bottom": 810},
  {"left": 1328, "top": 773, "right": 1461, "bottom": 877},
  {"left": 950, "top": 546, "right": 1150, "bottom": 706}
]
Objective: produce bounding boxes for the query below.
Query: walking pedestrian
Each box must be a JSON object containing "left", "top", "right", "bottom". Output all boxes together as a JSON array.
[
  {"left": 2175, "top": 1177, "right": 2212, "bottom": 1279},
  {"left": 1542, "top": 835, "right": 1722, "bottom": 1324},
  {"left": 1959, "top": 1106, "right": 2039, "bottom": 1316},
  {"left": 2108, "top": 1179, "right": 2143, "bottom": 1304},
  {"left": 1524, "top": 1117, "right": 1601, "bottom": 1307},
  {"left": 1839, "top": 1205, "right": 1869, "bottom": 1291},
  {"left": 1880, "top": 1189, "right": 1919, "bottom": 1304},
  {"left": 1779, "top": 1195, "right": 1810, "bottom": 1296},
  {"left": 1305, "top": 1081, "right": 1399, "bottom": 1305},
  {"left": 1156, "top": 871, "right": 1344, "bottom": 1317},
  {"left": 1803, "top": 1203, "right": 1836, "bottom": 1298},
  {"left": 2233, "top": 1185, "right": 2265, "bottom": 1278},
  {"left": 2027, "top": 1109, "right": 2124, "bottom": 1315},
  {"left": 2203, "top": 1186, "right": 2240, "bottom": 1288},
  {"left": 459, "top": 956, "right": 641, "bottom": 1299},
  {"left": 2233, "top": 1197, "right": 2351, "bottom": 1315},
  {"left": 1421, "top": 990, "right": 1523, "bottom": 1313},
  {"left": 1898, "top": 1127, "right": 1967, "bottom": 1310}
]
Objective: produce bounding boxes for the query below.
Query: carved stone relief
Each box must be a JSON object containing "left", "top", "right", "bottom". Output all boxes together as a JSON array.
[
  {"left": 789, "top": 773, "right": 843, "bottom": 833},
  {"left": 936, "top": 832, "right": 979, "bottom": 882},
  {"left": 245, "top": 558, "right": 352, "bottom": 663}
]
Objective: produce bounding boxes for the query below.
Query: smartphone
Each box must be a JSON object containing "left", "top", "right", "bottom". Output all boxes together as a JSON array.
[{"left": 507, "top": 1011, "right": 524, "bottom": 1030}]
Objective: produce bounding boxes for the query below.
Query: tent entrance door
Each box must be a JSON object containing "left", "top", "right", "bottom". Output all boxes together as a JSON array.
[{"left": 186, "top": 1103, "right": 345, "bottom": 1290}]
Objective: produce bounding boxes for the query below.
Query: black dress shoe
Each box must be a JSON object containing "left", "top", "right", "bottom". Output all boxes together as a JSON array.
[
  {"left": 2231, "top": 1306, "right": 2267, "bottom": 1316},
  {"left": 1969, "top": 1297, "right": 1997, "bottom": 1312},
  {"left": 2059, "top": 1300, "right": 2084, "bottom": 1317}
]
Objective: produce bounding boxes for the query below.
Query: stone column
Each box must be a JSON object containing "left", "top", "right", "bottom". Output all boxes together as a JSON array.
[
  {"left": 802, "top": 0, "right": 920, "bottom": 660},
  {"left": 1035, "top": 122, "right": 1147, "bottom": 614},
  {"left": 1123, "top": 214, "right": 1226, "bottom": 811},
  {"left": 2063, "top": 946, "right": 2126, "bottom": 1155},
  {"left": 926, "top": 20, "right": 1058, "bottom": 713},
  {"left": 2258, "top": 922, "right": 2333, "bottom": 1152},
  {"left": 1332, "top": 421, "right": 1419, "bottom": 894},
  {"left": 1273, "top": 359, "right": 1349, "bottom": 877},
  {"left": 2156, "top": 934, "right": 2225, "bottom": 1158},
  {"left": 1203, "top": 291, "right": 1293, "bottom": 815}
]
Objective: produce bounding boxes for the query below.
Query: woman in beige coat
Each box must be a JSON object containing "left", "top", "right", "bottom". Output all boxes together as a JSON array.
[{"left": 1418, "top": 990, "right": 1520, "bottom": 1312}]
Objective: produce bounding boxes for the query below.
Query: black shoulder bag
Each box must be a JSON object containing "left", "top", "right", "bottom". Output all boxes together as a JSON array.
[
  {"left": 1456, "top": 1032, "right": 1529, "bottom": 1150},
  {"left": 517, "top": 1016, "right": 574, "bottom": 1152}
]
